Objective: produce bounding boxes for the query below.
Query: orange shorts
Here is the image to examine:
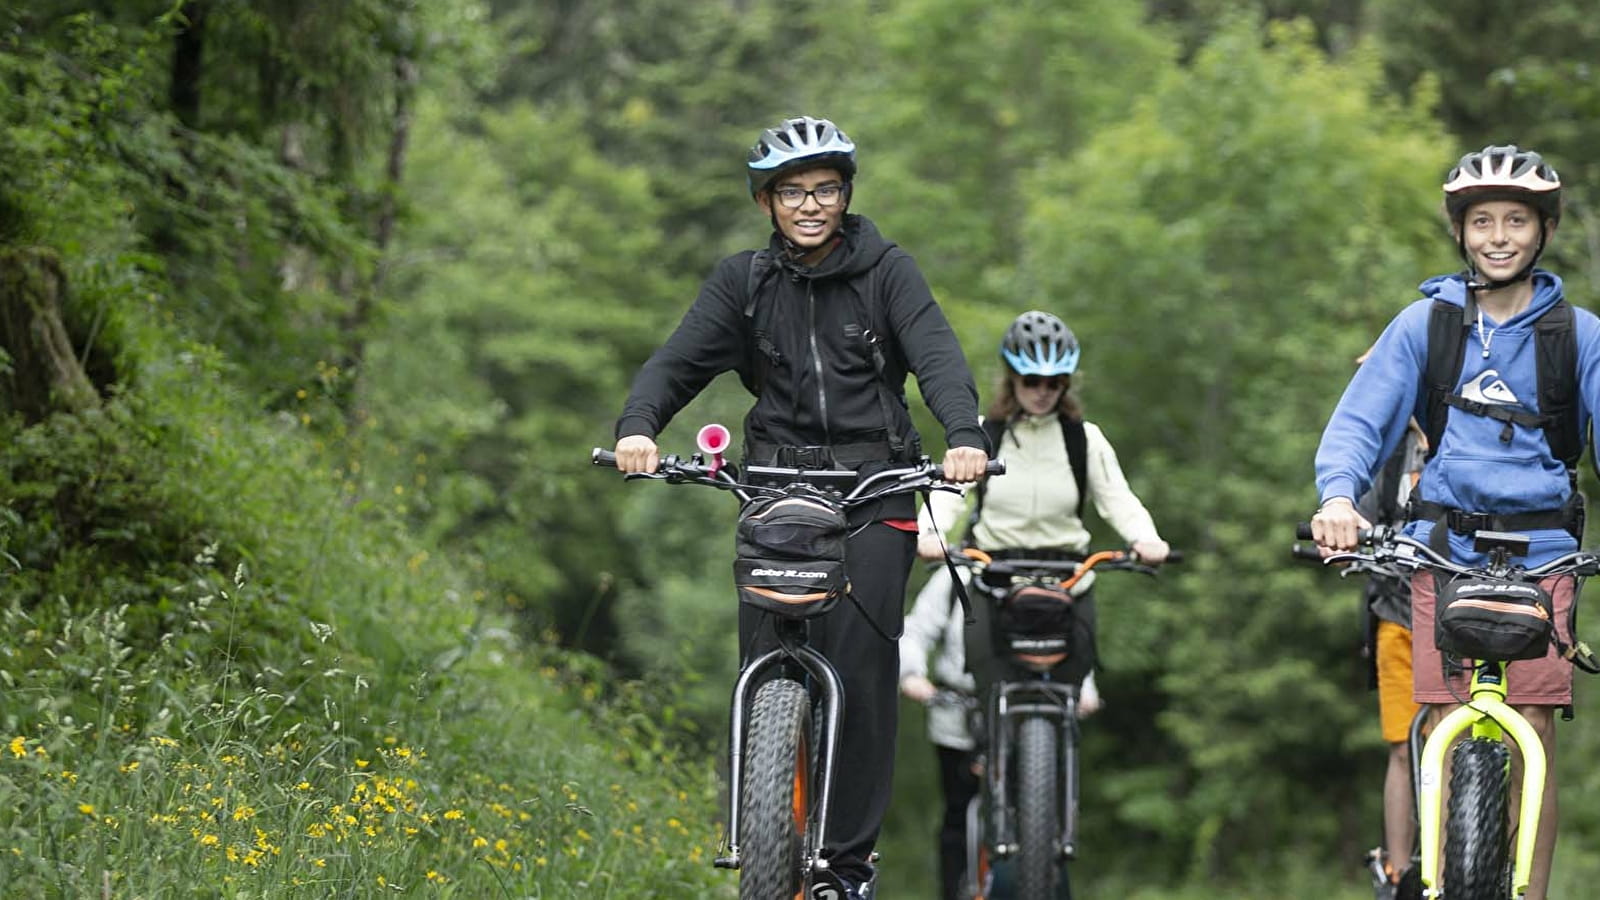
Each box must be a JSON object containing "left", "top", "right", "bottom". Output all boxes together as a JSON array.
[{"left": 1376, "top": 620, "right": 1420, "bottom": 744}]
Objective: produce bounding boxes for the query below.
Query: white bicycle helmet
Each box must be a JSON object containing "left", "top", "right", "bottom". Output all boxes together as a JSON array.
[
  {"left": 1000, "top": 311, "right": 1080, "bottom": 376},
  {"left": 746, "top": 116, "right": 857, "bottom": 197},
  {"left": 1442, "top": 145, "right": 1562, "bottom": 288},
  {"left": 1443, "top": 144, "right": 1562, "bottom": 225}
]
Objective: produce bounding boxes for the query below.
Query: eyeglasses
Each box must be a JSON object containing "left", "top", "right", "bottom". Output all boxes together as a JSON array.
[
  {"left": 1019, "top": 375, "right": 1067, "bottom": 390},
  {"left": 773, "top": 183, "right": 846, "bottom": 209}
]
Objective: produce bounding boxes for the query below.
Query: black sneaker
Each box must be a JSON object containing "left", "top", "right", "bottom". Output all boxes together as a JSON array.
[
  {"left": 809, "top": 870, "right": 863, "bottom": 900},
  {"left": 1394, "top": 863, "right": 1422, "bottom": 900}
]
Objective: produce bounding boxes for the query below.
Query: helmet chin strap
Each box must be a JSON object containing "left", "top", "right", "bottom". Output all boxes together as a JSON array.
[{"left": 1460, "top": 226, "right": 1547, "bottom": 292}]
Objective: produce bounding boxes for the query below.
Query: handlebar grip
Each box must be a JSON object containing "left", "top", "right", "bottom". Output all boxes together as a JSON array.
[
  {"left": 592, "top": 448, "right": 618, "bottom": 468},
  {"left": 1290, "top": 544, "right": 1324, "bottom": 561},
  {"left": 1295, "top": 522, "right": 1313, "bottom": 541},
  {"left": 923, "top": 459, "right": 1005, "bottom": 482},
  {"left": 1164, "top": 549, "right": 1185, "bottom": 564}
]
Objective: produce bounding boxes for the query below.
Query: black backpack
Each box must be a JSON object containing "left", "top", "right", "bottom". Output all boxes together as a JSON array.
[
  {"left": 970, "top": 415, "right": 1088, "bottom": 531},
  {"left": 1421, "top": 297, "right": 1584, "bottom": 470},
  {"left": 741, "top": 249, "right": 910, "bottom": 458}
]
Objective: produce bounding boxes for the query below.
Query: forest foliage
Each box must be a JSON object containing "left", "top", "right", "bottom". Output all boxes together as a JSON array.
[{"left": 5, "top": 0, "right": 1600, "bottom": 894}]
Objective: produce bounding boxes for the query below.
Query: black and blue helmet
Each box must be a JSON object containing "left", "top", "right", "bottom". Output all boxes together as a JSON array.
[
  {"left": 747, "top": 116, "right": 857, "bottom": 197},
  {"left": 1001, "top": 311, "right": 1080, "bottom": 376}
]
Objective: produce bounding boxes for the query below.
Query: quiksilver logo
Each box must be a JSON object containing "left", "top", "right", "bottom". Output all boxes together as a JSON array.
[
  {"left": 752, "top": 568, "right": 828, "bottom": 578},
  {"left": 1461, "top": 370, "right": 1521, "bottom": 406}
]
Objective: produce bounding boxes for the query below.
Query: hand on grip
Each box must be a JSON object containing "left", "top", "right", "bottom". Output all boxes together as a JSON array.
[{"left": 612, "top": 434, "right": 659, "bottom": 474}]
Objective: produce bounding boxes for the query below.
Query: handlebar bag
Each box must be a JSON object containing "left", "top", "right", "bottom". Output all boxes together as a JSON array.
[
  {"left": 733, "top": 495, "right": 849, "bottom": 618},
  {"left": 996, "top": 584, "right": 1089, "bottom": 671},
  {"left": 1435, "top": 577, "right": 1554, "bottom": 662}
]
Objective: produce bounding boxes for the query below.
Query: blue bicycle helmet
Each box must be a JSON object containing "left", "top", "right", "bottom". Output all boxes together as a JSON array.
[
  {"left": 747, "top": 116, "right": 857, "bottom": 197},
  {"left": 1001, "top": 311, "right": 1080, "bottom": 376}
]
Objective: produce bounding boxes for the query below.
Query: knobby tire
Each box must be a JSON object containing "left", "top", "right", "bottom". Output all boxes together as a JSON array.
[
  {"left": 1443, "top": 739, "right": 1511, "bottom": 900},
  {"left": 1016, "top": 716, "right": 1060, "bottom": 898},
  {"left": 741, "top": 678, "right": 813, "bottom": 900}
]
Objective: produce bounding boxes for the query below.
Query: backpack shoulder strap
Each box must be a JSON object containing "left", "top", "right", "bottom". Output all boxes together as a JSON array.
[
  {"left": 741, "top": 250, "right": 780, "bottom": 395},
  {"left": 743, "top": 249, "right": 773, "bottom": 316},
  {"left": 967, "top": 418, "right": 1009, "bottom": 538},
  {"left": 967, "top": 415, "right": 1088, "bottom": 531},
  {"left": 847, "top": 254, "right": 910, "bottom": 457},
  {"left": 1423, "top": 299, "right": 1469, "bottom": 462},
  {"left": 1534, "top": 299, "right": 1581, "bottom": 469},
  {"left": 1061, "top": 416, "right": 1088, "bottom": 520}
]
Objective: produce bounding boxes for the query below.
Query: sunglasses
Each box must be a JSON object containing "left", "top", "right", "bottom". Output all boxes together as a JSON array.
[{"left": 1019, "top": 375, "right": 1067, "bottom": 390}]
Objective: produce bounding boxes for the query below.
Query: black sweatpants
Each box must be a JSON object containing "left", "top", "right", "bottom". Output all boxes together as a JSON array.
[{"left": 738, "top": 521, "right": 915, "bottom": 887}]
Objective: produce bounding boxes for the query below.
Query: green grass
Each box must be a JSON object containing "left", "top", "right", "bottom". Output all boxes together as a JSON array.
[
  {"left": 0, "top": 577, "right": 736, "bottom": 898},
  {"left": 0, "top": 362, "right": 739, "bottom": 897}
]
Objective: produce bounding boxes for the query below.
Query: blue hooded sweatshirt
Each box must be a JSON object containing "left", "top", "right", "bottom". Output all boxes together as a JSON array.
[{"left": 1315, "top": 270, "right": 1600, "bottom": 565}]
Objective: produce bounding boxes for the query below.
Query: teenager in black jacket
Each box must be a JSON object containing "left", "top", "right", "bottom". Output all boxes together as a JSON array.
[{"left": 614, "top": 116, "right": 988, "bottom": 899}]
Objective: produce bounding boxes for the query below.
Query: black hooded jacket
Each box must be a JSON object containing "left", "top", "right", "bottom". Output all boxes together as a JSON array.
[{"left": 617, "top": 215, "right": 985, "bottom": 512}]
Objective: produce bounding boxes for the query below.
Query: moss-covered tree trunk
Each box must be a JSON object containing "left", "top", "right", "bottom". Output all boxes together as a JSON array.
[{"left": 0, "top": 247, "right": 100, "bottom": 420}]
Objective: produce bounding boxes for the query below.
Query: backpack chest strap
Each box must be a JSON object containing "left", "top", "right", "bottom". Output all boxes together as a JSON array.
[{"left": 1441, "top": 394, "right": 1549, "bottom": 443}]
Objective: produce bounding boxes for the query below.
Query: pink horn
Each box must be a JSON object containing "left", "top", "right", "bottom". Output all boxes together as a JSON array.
[{"left": 697, "top": 423, "right": 731, "bottom": 455}]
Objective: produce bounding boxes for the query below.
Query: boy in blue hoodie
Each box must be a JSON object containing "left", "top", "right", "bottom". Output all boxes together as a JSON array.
[{"left": 1310, "top": 145, "right": 1597, "bottom": 900}]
